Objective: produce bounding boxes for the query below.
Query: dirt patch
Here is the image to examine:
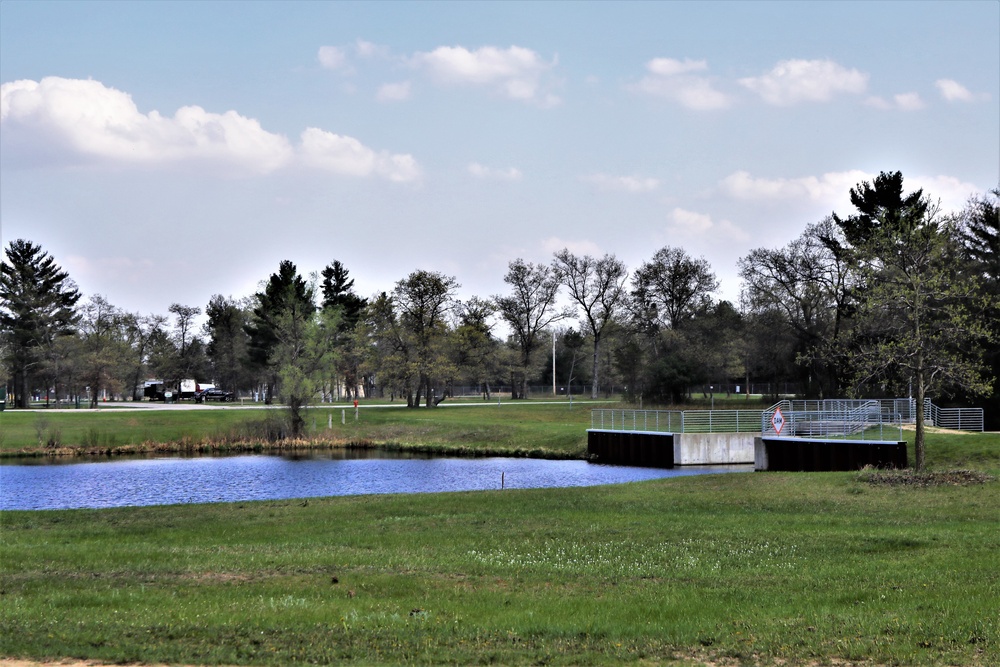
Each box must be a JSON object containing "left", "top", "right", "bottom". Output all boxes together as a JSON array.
[{"left": 858, "top": 468, "right": 994, "bottom": 487}]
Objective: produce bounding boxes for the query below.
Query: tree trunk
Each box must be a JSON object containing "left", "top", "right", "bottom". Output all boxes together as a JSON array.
[
  {"left": 16, "top": 371, "right": 29, "bottom": 409},
  {"left": 590, "top": 334, "right": 601, "bottom": 399},
  {"left": 914, "top": 351, "right": 926, "bottom": 472}
]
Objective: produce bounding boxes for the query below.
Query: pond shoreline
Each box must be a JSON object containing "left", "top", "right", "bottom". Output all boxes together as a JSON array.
[{"left": 0, "top": 438, "right": 588, "bottom": 462}]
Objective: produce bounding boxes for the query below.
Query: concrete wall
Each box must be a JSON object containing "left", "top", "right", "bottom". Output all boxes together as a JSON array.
[{"left": 673, "top": 432, "right": 759, "bottom": 465}]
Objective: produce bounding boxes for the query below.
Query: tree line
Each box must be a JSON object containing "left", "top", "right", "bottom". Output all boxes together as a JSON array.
[{"left": 3, "top": 172, "right": 998, "bottom": 447}]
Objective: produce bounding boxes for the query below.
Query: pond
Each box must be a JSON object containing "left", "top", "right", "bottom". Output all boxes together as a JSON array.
[{"left": 0, "top": 451, "right": 752, "bottom": 510}]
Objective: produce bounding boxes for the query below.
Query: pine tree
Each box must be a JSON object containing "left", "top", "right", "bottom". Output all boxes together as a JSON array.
[{"left": 1, "top": 239, "right": 81, "bottom": 408}]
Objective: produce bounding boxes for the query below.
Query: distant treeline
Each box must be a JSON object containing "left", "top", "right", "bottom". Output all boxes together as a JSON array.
[{"left": 2, "top": 172, "right": 998, "bottom": 435}]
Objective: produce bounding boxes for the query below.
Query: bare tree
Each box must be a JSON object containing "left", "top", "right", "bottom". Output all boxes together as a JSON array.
[
  {"left": 552, "top": 250, "right": 629, "bottom": 398},
  {"left": 493, "top": 259, "right": 568, "bottom": 399}
]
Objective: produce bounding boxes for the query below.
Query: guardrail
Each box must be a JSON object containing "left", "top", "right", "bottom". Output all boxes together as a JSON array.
[{"left": 590, "top": 409, "right": 764, "bottom": 434}]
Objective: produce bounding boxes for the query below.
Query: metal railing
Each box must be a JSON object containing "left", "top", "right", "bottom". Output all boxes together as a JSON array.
[
  {"left": 926, "top": 403, "right": 984, "bottom": 431},
  {"left": 590, "top": 409, "right": 764, "bottom": 434},
  {"left": 763, "top": 400, "right": 902, "bottom": 440},
  {"left": 591, "top": 397, "right": 984, "bottom": 438}
]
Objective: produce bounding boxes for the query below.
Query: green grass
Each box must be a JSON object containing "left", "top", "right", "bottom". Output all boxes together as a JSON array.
[
  {"left": 2, "top": 436, "right": 998, "bottom": 665},
  {"left": 0, "top": 401, "right": 608, "bottom": 459}
]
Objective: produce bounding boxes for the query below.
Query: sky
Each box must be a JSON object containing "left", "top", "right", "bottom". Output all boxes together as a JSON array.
[{"left": 1, "top": 0, "right": 997, "bottom": 324}]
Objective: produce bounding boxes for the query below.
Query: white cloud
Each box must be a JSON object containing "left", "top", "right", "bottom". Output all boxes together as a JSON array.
[
  {"left": 376, "top": 81, "right": 411, "bottom": 102},
  {"left": 468, "top": 162, "right": 522, "bottom": 181},
  {"left": 540, "top": 236, "right": 602, "bottom": 256},
  {"left": 410, "top": 45, "right": 560, "bottom": 106},
  {"left": 739, "top": 59, "right": 868, "bottom": 105},
  {"left": 1, "top": 77, "right": 422, "bottom": 183},
  {"left": 582, "top": 173, "right": 659, "bottom": 193},
  {"left": 667, "top": 207, "right": 748, "bottom": 241},
  {"left": 935, "top": 78, "right": 987, "bottom": 102},
  {"left": 907, "top": 174, "right": 982, "bottom": 213},
  {"left": 719, "top": 169, "right": 980, "bottom": 215},
  {"left": 894, "top": 92, "right": 925, "bottom": 111},
  {"left": 298, "top": 127, "right": 421, "bottom": 182},
  {"left": 647, "top": 57, "right": 708, "bottom": 77},
  {"left": 318, "top": 40, "right": 390, "bottom": 74},
  {"left": 317, "top": 46, "right": 349, "bottom": 71},
  {"left": 354, "top": 39, "right": 390, "bottom": 60},
  {"left": 629, "top": 57, "right": 730, "bottom": 110},
  {"left": 0, "top": 76, "right": 293, "bottom": 173},
  {"left": 865, "top": 93, "right": 924, "bottom": 111},
  {"left": 720, "top": 170, "right": 871, "bottom": 210}
]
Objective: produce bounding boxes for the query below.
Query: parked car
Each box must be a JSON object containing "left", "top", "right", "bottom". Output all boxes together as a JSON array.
[{"left": 195, "top": 387, "right": 235, "bottom": 403}]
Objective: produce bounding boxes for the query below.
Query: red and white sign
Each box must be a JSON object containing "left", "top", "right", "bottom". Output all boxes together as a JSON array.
[{"left": 771, "top": 407, "right": 786, "bottom": 435}]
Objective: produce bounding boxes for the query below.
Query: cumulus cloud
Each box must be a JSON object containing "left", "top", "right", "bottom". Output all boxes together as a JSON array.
[
  {"left": 317, "top": 45, "right": 349, "bottom": 71},
  {"left": 907, "top": 174, "right": 982, "bottom": 212},
  {"left": 1, "top": 77, "right": 421, "bottom": 182},
  {"left": 720, "top": 170, "right": 871, "bottom": 210},
  {"left": 409, "top": 45, "right": 560, "bottom": 106},
  {"left": 376, "top": 81, "right": 411, "bottom": 102},
  {"left": 629, "top": 57, "right": 730, "bottom": 110},
  {"left": 865, "top": 93, "right": 925, "bottom": 111},
  {"left": 354, "top": 39, "right": 390, "bottom": 60},
  {"left": 719, "top": 169, "right": 980, "bottom": 215},
  {"left": 935, "top": 78, "right": 987, "bottom": 102},
  {"left": 299, "top": 127, "right": 421, "bottom": 182},
  {"left": 667, "top": 208, "right": 748, "bottom": 241},
  {"left": 0, "top": 77, "right": 293, "bottom": 173},
  {"left": 739, "top": 59, "right": 868, "bottom": 105},
  {"left": 468, "top": 162, "right": 522, "bottom": 181},
  {"left": 582, "top": 173, "right": 660, "bottom": 193}
]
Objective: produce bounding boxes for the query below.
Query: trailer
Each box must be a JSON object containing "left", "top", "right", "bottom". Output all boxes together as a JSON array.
[{"left": 142, "top": 379, "right": 208, "bottom": 401}]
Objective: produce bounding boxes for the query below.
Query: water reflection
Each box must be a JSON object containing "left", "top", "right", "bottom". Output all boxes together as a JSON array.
[{"left": 0, "top": 451, "right": 751, "bottom": 510}]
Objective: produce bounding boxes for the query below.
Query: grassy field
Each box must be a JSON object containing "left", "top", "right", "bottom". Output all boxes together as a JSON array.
[
  {"left": 0, "top": 400, "right": 608, "bottom": 458},
  {"left": 1, "top": 405, "right": 998, "bottom": 665}
]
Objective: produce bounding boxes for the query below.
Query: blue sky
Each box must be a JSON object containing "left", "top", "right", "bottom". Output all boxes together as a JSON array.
[{"left": 2, "top": 1, "right": 997, "bottom": 320}]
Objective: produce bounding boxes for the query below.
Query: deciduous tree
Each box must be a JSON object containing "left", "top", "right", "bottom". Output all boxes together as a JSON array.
[
  {"left": 631, "top": 246, "right": 717, "bottom": 333},
  {"left": 552, "top": 250, "right": 629, "bottom": 399},
  {"left": 738, "top": 218, "right": 856, "bottom": 398},
  {"left": 393, "top": 270, "right": 458, "bottom": 407},
  {"left": 493, "top": 259, "right": 567, "bottom": 399}
]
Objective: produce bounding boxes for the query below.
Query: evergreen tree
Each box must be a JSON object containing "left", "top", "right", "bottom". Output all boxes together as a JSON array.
[
  {"left": 0, "top": 239, "right": 81, "bottom": 407},
  {"left": 245, "top": 260, "right": 316, "bottom": 404}
]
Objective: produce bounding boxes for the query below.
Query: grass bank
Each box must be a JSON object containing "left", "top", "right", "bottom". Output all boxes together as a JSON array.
[
  {"left": 2, "top": 433, "right": 998, "bottom": 665},
  {"left": 0, "top": 401, "right": 608, "bottom": 460}
]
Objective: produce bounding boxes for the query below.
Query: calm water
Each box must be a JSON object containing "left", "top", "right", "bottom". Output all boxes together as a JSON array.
[{"left": 0, "top": 452, "right": 751, "bottom": 510}]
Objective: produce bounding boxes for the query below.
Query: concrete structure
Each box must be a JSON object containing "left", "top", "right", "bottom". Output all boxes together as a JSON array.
[
  {"left": 674, "top": 432, "right": 757, "bottom": 465},
  {"left": 587, "top": 430, "right": 757, "bottom": 468}
]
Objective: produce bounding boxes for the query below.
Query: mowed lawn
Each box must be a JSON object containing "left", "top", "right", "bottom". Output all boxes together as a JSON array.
[
  {"left": 1, "top": 406, "right": 998, "bottom": 665},
  {"left": 0, "top": 400, "right": 605, "bottom": 458},
  {"left": 2, "top": 464, "right": 998, "bottom": 666}
]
